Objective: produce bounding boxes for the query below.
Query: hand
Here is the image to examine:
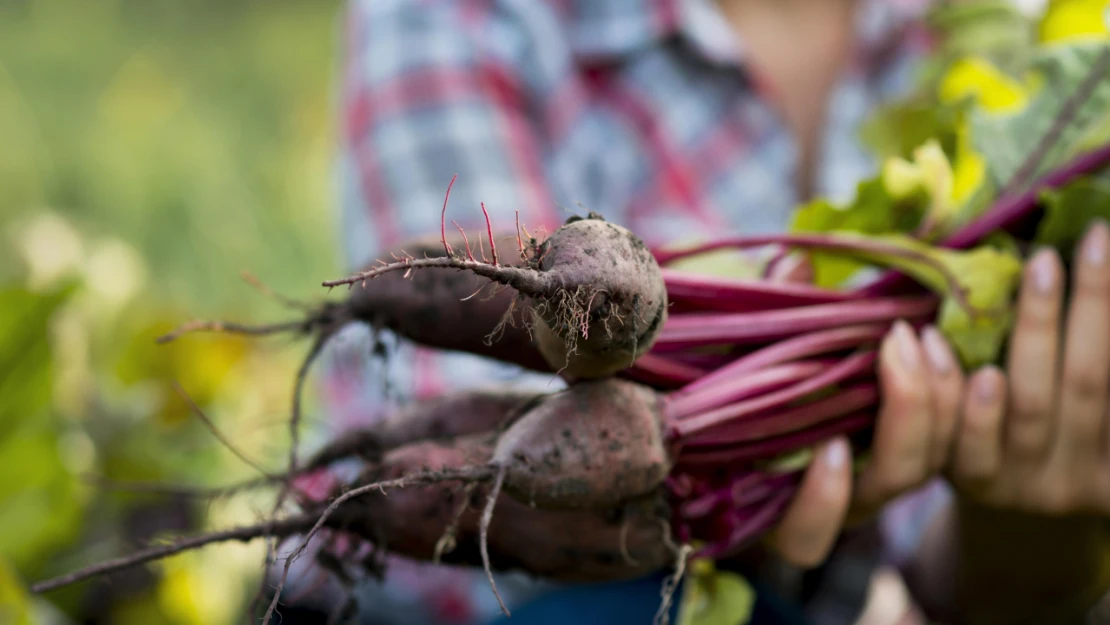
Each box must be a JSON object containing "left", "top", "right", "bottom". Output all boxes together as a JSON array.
[
  {"left": 949, "top": 220, "right": 1110, "bottom": 515},
  {"left": 763, "top": 258, "right": 965, "bottom": 567},
  {"left": 908, "top": 222, "right": 1110, "bottom": 625}
]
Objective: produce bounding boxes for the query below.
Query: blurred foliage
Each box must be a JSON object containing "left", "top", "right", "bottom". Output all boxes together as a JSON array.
[
  {"left": 0, "top": 1, "right": 343, "bottom": 623},
  {"left": 0, "top": 0, "right": 342, "bottom": 310}
]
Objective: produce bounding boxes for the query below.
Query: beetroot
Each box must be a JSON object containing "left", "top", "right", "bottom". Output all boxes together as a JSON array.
[
  {"left": 344, "top": 232, "right": 548, "bottom": 372},
  {"left": 31, "top": 433, "right": 674, "bottom": 597},
  {"left": 354, "top": 433, "right": 674, "bottom": 582},
  {"left": 523, "top": 216, "right": 669, "bottom": 378},
  {"left": 492, "top": 378, "right": 673, "bottom": 509},
  {"left": 324, "top": 212, "right": 668, "bottom": 380}
]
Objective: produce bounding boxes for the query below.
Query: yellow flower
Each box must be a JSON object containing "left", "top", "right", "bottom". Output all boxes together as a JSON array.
[
  {"left": 1039, "top": 0, "right": 1110, "bottom": 43},
  {"left": 939, "top": 57, "right": 1030, "bottom": 114}
]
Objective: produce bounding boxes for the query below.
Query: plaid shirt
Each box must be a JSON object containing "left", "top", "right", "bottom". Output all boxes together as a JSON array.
[{"left": 317, "top": 0, "right": 939, "bottom": 623}]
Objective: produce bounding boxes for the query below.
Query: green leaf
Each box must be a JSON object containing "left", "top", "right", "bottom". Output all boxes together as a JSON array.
[
  {"left": 676, "top": 559, "right": 756, "bottom": 625},
  {"left": 0, "top": 283, "right": 87, "bottom": 577},
  {"left": 859, "top": 98, "right": 963, "bottom": 161},
  {"left": 790, "top": 179, "right": 928, "bottom": 287},
  {"left": 776, "top": 233, "right": 1024, "bottom": 368},
  {"left": 971, "top": 41, "right": 1110, "bottom": 188},
  {"left": 853, "top": 236, "right": 1021, "bottom": 367},
  {"left": 933, "top": 246, "right": 1022, "bottom": 368},
  {"left": 1036, "top": 177, "right": 1110, "bottom": 256},
  {"left": 0, "top": 284, "right": 73, "bottom": 440},
  {"left": 1074, "top": 106, "right": 1110, "bottom": 154},
  {"left": 925, "top": 0, "right": 1036, "bottom": 74},
  {"left": 0, "top": 423, "right": 85, "bottom": 574},
  {"left": 0, "top": 558, "right": 34, "bottom": 625}
]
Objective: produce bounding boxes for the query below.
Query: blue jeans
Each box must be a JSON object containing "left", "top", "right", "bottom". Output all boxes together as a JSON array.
[{"left": 483, "top": 571, "right": 811, "bottom": 625}]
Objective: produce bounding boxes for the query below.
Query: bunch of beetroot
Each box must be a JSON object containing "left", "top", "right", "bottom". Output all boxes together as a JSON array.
[{"left": 30, "top": 39, "right": 1110, "bottom": 625}]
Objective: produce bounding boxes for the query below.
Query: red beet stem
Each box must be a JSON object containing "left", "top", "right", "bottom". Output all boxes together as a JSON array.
[
  {"left": 675, "top": 324, "right": 888, "bottom": 395},
  {"left": 654, "top": 297, "right": 935, "bottom": 351},
  {"left": 672, "top": 351, "right": 877, "bottom": 438},
  {"left": 620, "top": 353, "right": 707, "bottom": 388},
  {"left": 665, "top": 360, "right": 831, "bottom": 420},
  {"left": 730, "top": 471, "right": 801, "bottom": 509},
  {"left": 662, "top": 268, "right": 855, "bottom": 312},
  {"left": 681, "top": 383, "right": 879, "bottom": 447},
  {"left": 677, "top": 412, "right": 873, "bottom": 467},
  {"left": 679, "top": 472, "right": 767, "bottom": 519},
  {"left": 663, "top": 351, "right": 742, "bottom": 369},
  {"left": 678, "top": 470, "right": 800, "bottom": 520},
  {"left": 697, "top": 489, "right": 796, "bottom": 559},
  {"left": 653, "top": 235, "right": 971, "bottom": 313}
]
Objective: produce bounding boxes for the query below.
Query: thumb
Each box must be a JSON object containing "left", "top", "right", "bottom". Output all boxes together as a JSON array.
[{"left": 765, "top": 436, "right": 852, "bottom": 568}]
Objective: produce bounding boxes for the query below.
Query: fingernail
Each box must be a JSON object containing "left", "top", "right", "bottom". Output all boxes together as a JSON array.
[
  {"left": 824, "top": 437, "right": 849, "bottom": 470},
  {"left": 1082, "top": 219, "right": 1109, "bottom": 267},
  {"left": 972, "top": 368, "right": 1001, "bottom": 403},
  {"left": 1027, "top": 248, "right": 1058, "bottom": 295},
  {"left": 892, "top": 320, "right": 920, "bottom": 371},
  {"left": 921, "top": 325, "right": 953, "bottom": 374}
]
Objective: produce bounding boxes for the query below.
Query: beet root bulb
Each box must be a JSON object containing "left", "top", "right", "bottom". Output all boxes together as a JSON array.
[
  {"left": 493, "top": 377, "right": 674, "bottom": 509},
  {"left": 528, "top": 215, "right": 668, "bottom": 378}
]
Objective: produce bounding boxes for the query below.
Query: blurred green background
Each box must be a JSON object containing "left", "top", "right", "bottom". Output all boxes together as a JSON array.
[{"left": 0, "top": 1, "right": 345, "bottom": 623}]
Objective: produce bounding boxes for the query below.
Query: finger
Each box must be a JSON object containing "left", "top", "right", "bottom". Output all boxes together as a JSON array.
[
  {"left": 952, "top": 367, "right": 1007, "bottom": 490},
  {"left": 1004, "top": 247, "right": 1064, "bottom": 463},
  {"left": 854, "top": 320, "right": 933, "bottom": 507},
  {"left": 1055, "top": 220, "right": 1110, "bottom": 467},
  {"left": 920, "top": 325, "right": 965, "bottom": 472},
  {"left": 767, "top": 436, "right": 851, "bottom": 568}
]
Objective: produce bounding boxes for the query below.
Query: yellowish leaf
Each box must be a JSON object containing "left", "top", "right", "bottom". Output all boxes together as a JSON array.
[
  {"left": 676, "top": 558, "right": 756, "bottom": 625},
  {"left": 156, "top": 551, "right": 244, "bottom": 625},
  {"left": 882, "top": 158, "right": 925, "bottom": 199},
  {"left": 0, "top": 558, "right": 34, "bottom": 625}
]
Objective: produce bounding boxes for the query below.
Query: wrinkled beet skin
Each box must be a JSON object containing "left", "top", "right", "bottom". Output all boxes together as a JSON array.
[
  {"left": 345, "top": 233, "right": 550, "bottom": 372},
  {"left": 344, "top": 219, "right": 668, "bottom": 381},
  {"left": 493, "top": 378, "right": 673, "bottom": 510},
  {"left": 532, "top": 217, "right": 668, "bottom": 379},
  {"left": 333, "top": 434, "right": 673, "bottom": 583}
]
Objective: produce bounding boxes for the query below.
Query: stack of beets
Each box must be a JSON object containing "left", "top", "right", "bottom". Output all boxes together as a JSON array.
[{"left": 305, "top": 141, "right": 1110, "bottom": 580}]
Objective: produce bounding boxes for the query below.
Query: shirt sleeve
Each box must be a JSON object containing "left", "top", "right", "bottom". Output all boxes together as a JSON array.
[{"left": 337, "top": 0, "right": 562, "bottom": 270}]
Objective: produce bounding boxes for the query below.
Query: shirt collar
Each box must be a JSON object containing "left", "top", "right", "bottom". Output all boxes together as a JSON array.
[{"left": 563, "top": 0, "right": 934, "bottom": 67}]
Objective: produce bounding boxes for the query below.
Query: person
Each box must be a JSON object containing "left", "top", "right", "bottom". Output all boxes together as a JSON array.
[{"left": 314, "top": 0, "right": 1110, "bottom": 622}]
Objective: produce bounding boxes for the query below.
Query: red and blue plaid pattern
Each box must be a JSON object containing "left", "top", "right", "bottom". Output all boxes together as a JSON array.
[
  {"left": 338, "top": 0, "right": 933, "bottom": 264},
  {"left": 314, "top": 1, "right": 939, "bottom": 623}
]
